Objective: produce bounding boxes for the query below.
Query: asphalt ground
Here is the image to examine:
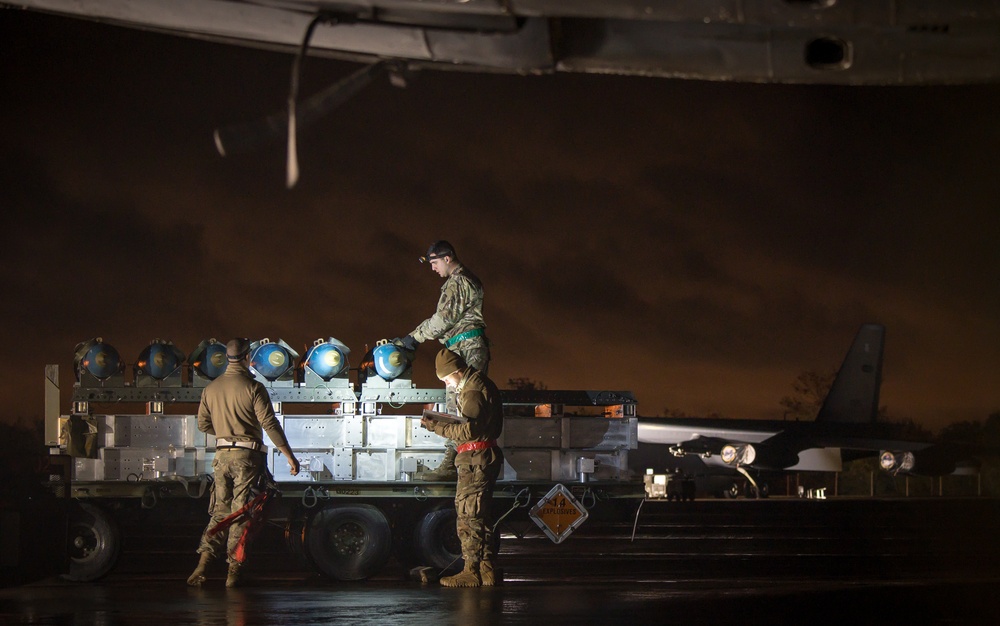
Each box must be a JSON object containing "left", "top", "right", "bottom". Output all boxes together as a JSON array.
[{"left": 3, "top": 497, "right": 999, "bottom": 625}]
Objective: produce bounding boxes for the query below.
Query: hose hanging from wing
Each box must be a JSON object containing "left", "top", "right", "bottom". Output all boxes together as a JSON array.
[
  {"left": 286, "top": 13, "right": 326, "bottom": 189},
  {"left": 212, "top": 12, "right": 407, "bottom": 187}
]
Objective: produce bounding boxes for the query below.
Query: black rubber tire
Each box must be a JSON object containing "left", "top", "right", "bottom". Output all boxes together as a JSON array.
[
  {"left": 413, "top": 505, "right": 463, "bottom": 573},
  {"left": 304, "top": 504, "right": 392, "bottom": 581},
  {"left": 62, "top": 502, "right": 121, "bottom": 582},
  {"left": 284, "top": 517, "right": 310, "bottom": 568},
  {"left": 724, "top": 482, "right": 740, "bottom": 499}
]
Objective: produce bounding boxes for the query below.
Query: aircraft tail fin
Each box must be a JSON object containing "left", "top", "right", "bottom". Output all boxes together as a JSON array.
[{"left": 815, "top": 324, "right": 884, "bottom": 424}]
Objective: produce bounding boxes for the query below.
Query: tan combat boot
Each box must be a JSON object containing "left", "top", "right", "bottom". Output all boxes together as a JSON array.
[
  {"left": 187, "top": 552, "right": 212, "bottom": 587},
  {"left": 479, "top": 559, "right": 502, "bottom": 586},
  {"left": 439, "top": 562, "right": 481, "bottom": 587},
  {"left": 225, "top": 562, "right": 243, "bottom": 588},
  {"left": 417, "top": 446, "right": 458, "bottom": 481}
]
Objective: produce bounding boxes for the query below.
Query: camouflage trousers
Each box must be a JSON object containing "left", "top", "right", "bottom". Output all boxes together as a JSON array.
[
  {"left": 445, "top": 339, "right": 490, "bottom": 416},
  {"left": 453, "top": 337, "right": 490, "bottom": 376},
  {"left": 453, "top": 450, "right": 503, "bottom": 567},
  {"left": 196, "top": 448, "right": 265, "bottom": 564}
]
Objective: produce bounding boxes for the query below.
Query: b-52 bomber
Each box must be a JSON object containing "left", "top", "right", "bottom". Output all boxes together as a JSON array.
[{"left": 636, "top": 324, "right": 975, "bottom": 497}]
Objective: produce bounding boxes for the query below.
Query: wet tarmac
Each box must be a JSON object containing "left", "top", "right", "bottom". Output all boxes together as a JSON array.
[{"left": 4, "top": 498, "right": 999, "bottom": 625}]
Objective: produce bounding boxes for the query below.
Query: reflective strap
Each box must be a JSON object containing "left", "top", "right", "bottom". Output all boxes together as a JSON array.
[
  {"left": 456, "top": 439, "right": 496, "bottom": 454},
  {"left": 445, "top": 328, "right": 485, "bottom": 348}
]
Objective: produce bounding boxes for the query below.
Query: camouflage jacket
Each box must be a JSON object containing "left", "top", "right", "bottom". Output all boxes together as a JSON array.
[
  {"left": 196, "top": 362, "right": 290, "bottom": 448},
  {"left": 429, "top": 368, "right": 504, "bottom": 465},
  {"left": 410, "top": 264, "right": 486, "bottom": 345}
]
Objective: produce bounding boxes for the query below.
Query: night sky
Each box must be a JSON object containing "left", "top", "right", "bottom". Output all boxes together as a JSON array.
[{"left": 2, "top": 9, "right": 997, "bottom": 432}]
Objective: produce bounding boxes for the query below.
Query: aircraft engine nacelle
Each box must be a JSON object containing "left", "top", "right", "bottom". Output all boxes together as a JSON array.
[
  {"left": 879, "top": 449, "right": 956, "bottom": 476},
  {"left": 721, "top": 443, "right": 799, "bottom": 470},
  {"left": 721, "top": 444, "right": 756, "bottom": 466}
]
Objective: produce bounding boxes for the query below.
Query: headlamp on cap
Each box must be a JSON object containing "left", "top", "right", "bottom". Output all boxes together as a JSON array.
[{"left": 419, "top": 240, "right": 456, "bottom": 264}]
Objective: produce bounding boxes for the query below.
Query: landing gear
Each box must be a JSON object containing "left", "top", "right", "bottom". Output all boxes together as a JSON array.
[{"left": 722, "top": 480, "right": 769, "bottom": 499}]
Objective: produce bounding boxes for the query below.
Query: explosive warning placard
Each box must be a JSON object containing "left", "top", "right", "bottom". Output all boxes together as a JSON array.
[{"left": 528, "top": 483, "right": 589, "bottom": 544}]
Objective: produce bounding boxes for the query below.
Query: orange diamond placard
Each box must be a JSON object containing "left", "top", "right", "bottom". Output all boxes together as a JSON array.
[{"left": 528, "top": 484, "right": 589, "bottom": 544}]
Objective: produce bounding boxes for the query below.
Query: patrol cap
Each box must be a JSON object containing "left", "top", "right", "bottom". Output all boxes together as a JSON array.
[
  {"left": 226, "top": 338, "right": 251, "bottom": 361},
  {"left": 419, "top": 240, "right": 456, "bottom": 264},
  {"left": 435, "top": 348, "right": 467, "bottom": 379}
]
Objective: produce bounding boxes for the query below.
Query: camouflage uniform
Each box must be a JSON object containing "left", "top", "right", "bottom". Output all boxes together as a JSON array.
[
  {"left": 426, "top": 366, "right": 504, "bottom": 583},
  {"left": 195, "top": 361, "right": 291, "bottom": 565},
  {"left": 411, "top": 263, "right": 490, "bottom": 417},
  {"left": 410, "top": 263, "right": 490, "bottom": 374}
]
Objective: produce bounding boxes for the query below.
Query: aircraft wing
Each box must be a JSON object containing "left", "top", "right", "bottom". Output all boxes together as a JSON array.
[
  {"left": 636, "top": 324, "right": 980, "bottom": 478},
  {"left": 638, "top": 415, "right": 986, "bottom": 477},
  {"left": 11, "top": 0, "right": 1000, "bottom": 85}
]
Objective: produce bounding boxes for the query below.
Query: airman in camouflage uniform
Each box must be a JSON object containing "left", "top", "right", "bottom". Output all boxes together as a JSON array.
[
  {"left": 421, "top": 349, "right": 504, "bottom": 587},
  {"left": 187, "top": 338, "right": 300, "bottom": 588},
  {"left": 398, "top": 241, "right": 490, "bottom": 480}
]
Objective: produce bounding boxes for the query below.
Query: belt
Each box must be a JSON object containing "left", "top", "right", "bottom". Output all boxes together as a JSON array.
[
  {"left": 456, "top": 439, "right": 496, "bottom": 454},
  {"left": 445, "top": 328, "right": 485, "bottom": 348},
  {"left": 216, "top": 438, "right": 266, "bottom": 452}
]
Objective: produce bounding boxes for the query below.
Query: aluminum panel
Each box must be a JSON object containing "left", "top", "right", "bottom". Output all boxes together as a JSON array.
[
  {"left": 566, "top": 417, "right": 638, "bottom": 450},
  {"left": 355, "top": 449, "right": 394, "bottom": 481},
  {"left": 111, "top": 415, "right": 188, "bottom": 448},
  {"left": 270, "top": 450, "right": 329, "bottom": 481},
  {"left": 502, "top": 417, "right": 562, "bottom": 448},
  {"left": 333, "top": 447, "right": 354, "bottom": 480},
  {"left": 549, "top": 450, "right": 632, "bottom": 482},
  {"left": 101, "top": 447, "right": 176, "bottom": 480},
  {"left": 72, "top": 457, "right": 103, "bottom": 481},
  {"left": 501, "top": 449, "right": 552, "bottom": 481},
  {"left": 366, "top": 416, "right": 407, "bottom": 448},
  {"left": 281, "top": 416, "right": 350, "bottom": 448},
  {"left": 409, "top": 420, "right": 448, "bottom": 448}
]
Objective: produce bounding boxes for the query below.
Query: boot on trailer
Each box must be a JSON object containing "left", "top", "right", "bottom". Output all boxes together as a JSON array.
[{"left": 417, "top": 446, "right": 458, "bottom": 481}]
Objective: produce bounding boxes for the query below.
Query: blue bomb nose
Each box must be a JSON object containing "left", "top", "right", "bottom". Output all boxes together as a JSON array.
[
  {"left": 81, "top": 341, "right": 123, "bottom": 380},
  {"left": 373, "top": 343, "right": 409, "bottom": 381},
  {"left": 135, "top": 341, "right": 184, "bottom": 380},
  {"left": 193, "top": 340, "right": 229, "bottom": 380},
  {"left": 304, "top": 341, "right": 349, "bottom": 380},
  {"left": 250, "top": 341, "right": 294, "bottom": 381}
]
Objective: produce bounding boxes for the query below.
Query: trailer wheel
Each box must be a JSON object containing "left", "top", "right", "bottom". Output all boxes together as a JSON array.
[
  {"left": 724, "top": 482, "right": 740, "bottom": 499},
  {"left": 304, "top": 504, "right": 391, "bottom": 581},
  {"left": 413, "top": 505, "right": 502, "bottom": 574},
  {"left": 284, "top": 518, "right": 309, "bottom": 568},
  {"left": 62, "top": 502, "right": 121, "bottom": 582},
  {"left": 413, "top": 506, "right": 463, "bottom": 573}
]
